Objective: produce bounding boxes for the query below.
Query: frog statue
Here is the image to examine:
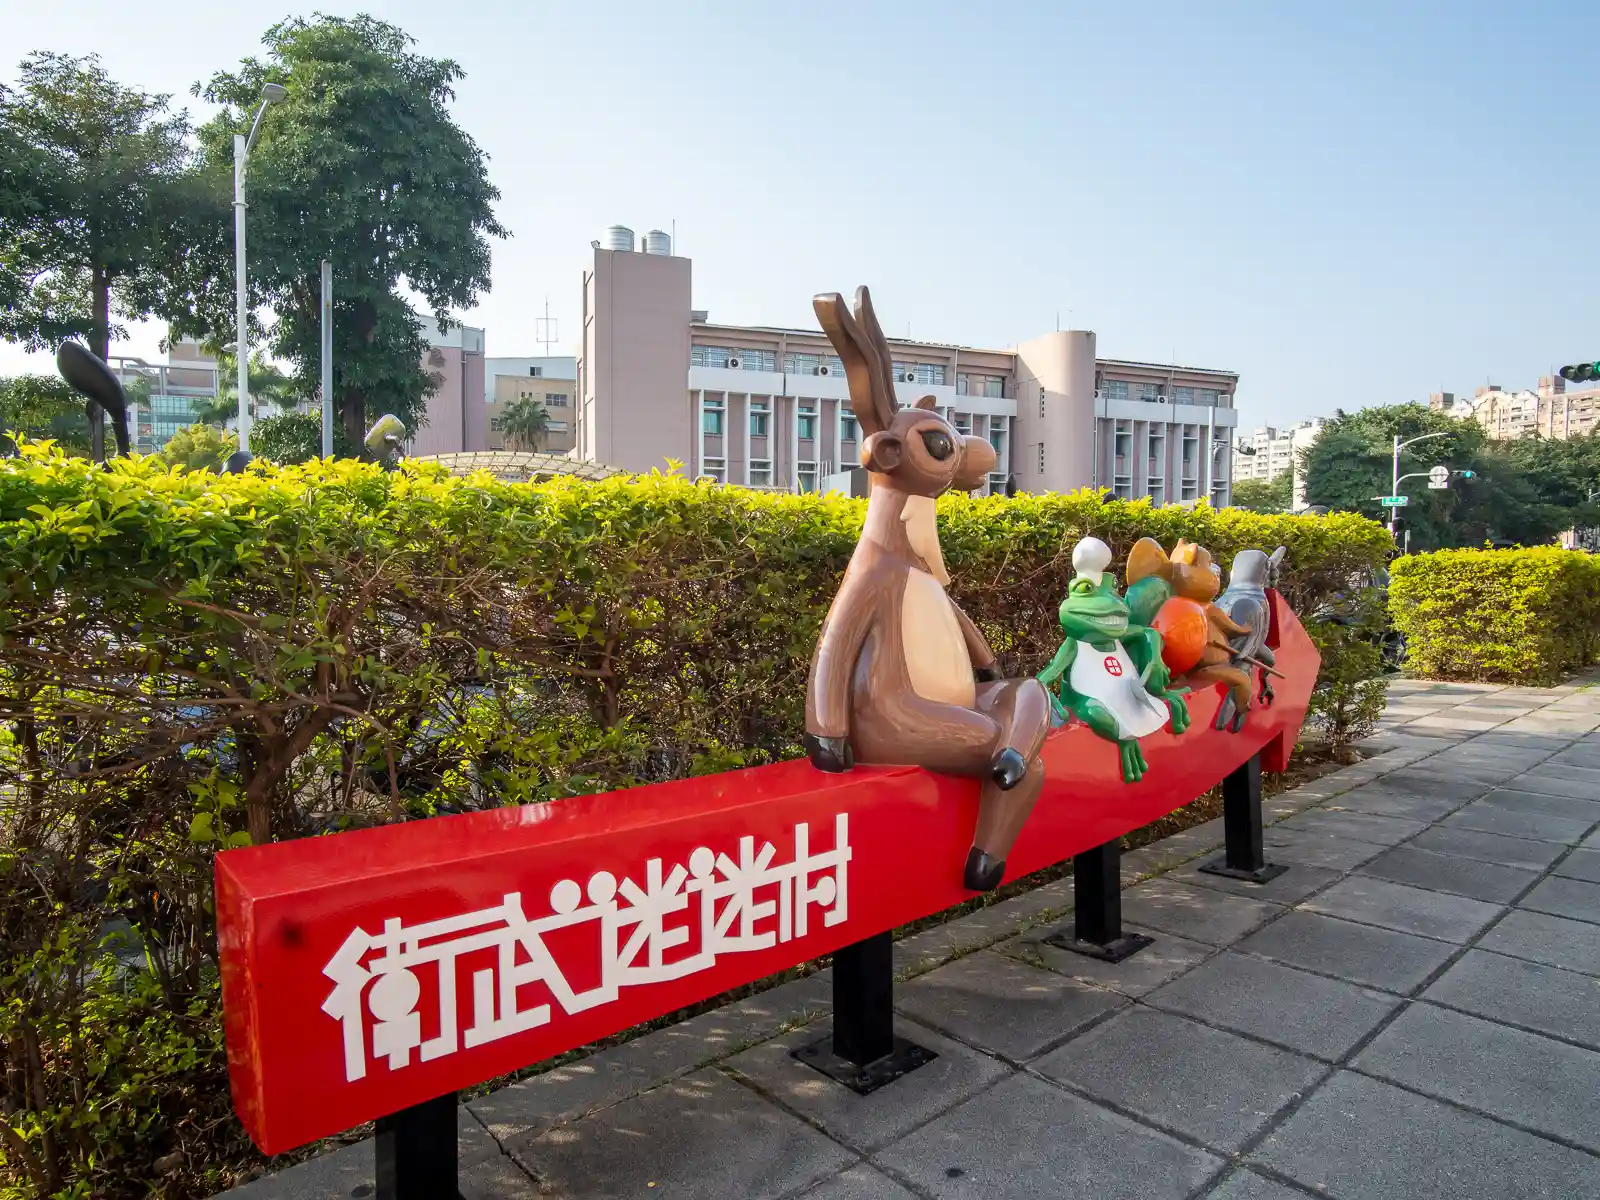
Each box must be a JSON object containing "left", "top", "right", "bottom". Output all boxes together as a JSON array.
[{"left": 1037, "top": 538, "right": 1191, "bottom": 782}]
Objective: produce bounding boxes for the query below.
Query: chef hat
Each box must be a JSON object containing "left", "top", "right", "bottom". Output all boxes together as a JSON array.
[{"left": 1072, "top": 536, "right": 1113, "bottom": 585}]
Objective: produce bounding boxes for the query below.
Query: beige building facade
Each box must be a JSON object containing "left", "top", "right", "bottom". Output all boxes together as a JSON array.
[
  {"left": 577, "top": 230, "right": 1240, "bottom": 502},
  {"left": 1431, "top": 377, "right": 1600, "bottom": 441},
  {"left": 487, "top": 367, "right": 576, "bottom": 453}
]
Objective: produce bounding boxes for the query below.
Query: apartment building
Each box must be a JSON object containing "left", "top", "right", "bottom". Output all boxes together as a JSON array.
[
  {"left": 485, "top": 357, "right": 577, "bottom": 454},
  {"left": 1431, "top": 377, "right": 1600, "bottom": 441},
  {"left": 408, "top": 321, "right": 488, "bottom": 458},
  {"left": 1231, "top": 419, "right": 1324, "bottom": 511},
  {"left": 577, "top": 228, "right": 1240, "bottom": 502}
]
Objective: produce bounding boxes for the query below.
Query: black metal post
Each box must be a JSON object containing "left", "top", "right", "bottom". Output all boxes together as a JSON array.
[
  {"left": 1044, "top": 838, "right": 1153, "bottom": 962},
  {"left": 375, "top": 1092, "right": 463, "bottom": 1200},
  {"left": 792, "top": 932, "right": 935, "bottom": 1094},
  {"left": 1200, "top": 752, "right": 1287, "bottom": 884}
]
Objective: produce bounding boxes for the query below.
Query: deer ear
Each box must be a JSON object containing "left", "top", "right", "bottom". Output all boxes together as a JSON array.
[
  {"left": 913, "top": 394, "right": 937, "bottom": 411},
  {"left": 860, "top": 431, "right": 903, "bottom": 474}
]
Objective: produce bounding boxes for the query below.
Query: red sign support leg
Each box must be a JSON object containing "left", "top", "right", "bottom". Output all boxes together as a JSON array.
[
  {"left": 375, "top": 1092, "right": 461, "bottom": 1200},
  {"left": 1045, "top": 840, "right": 1155, "bottom": 963},
  {"left": 792, "top": 934, "right": 936, "bottom": 1093},
  {"left": 1199, "top": 753, "right": 1288, "bottom": 884}
]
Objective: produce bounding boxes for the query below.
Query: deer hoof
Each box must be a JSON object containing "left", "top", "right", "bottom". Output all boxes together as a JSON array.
[
  {"left": 990, "top": 748, "right": 1027, "bottom": 790},
  {"left": 964, "top": 847, "right": 1006, "bottom": 892}
]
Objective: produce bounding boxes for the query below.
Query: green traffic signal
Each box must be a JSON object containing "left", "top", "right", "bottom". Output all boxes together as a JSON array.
[{"left": 1558, "top": 361, "right": 1600, "bottom": 383}]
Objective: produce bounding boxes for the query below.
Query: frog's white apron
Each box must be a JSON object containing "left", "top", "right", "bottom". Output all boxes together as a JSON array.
[{"left": 1067, "top": 640, "right": 1170, "bottom": 739}]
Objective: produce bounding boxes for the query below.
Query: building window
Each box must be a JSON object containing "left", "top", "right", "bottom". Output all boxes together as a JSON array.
[
  {"left": 1198, "top": 388, "right": 1220, "bottom": 406},
  {"left": 702, "top": 402, "right": 724, "bottom": 436},
  {"left": 798, "top": 403, "right": 817, "bottom": 441},
  {"left": 1136, "top": 383, "right": 1159, "bottom": 403},
  {"left": 743, "top": 349, "right": 777, "bottom": 372},
  {"left": 545, "top": 392, "right": 568, "bottom": 407},
  {"left": 798, "top": 461, "right": 818, "bottom": 493},
  {"left": 1039, "top": 386, "right": 1046, "bottom": 418},
  {"left": 954, "top": 414, "right": 973, "bottom": 435},
  {"left": 1172, "top": 386, "right": 1194, "bottom": 404},
  {"left": 956, "top": 374, "right": 970, "bottom": 396},
  {"left": 990, "top": 427, "right": 1007, "bottom": 460},
  {"left": 749, "top": 459, "right": 773, "bottom": 488},
  {"left": 701, "top": 457, "right": 726, "bottom": 483},
  {"left": 988, "top": 472, "right": 1008, "bottom": 495},
  {"left": 691, "top": 345, "right": 731, "bottom": 368},
  {"left": 983, "top": 376, "right": 1004, "bottom": 399},
  {"left": 749, "top": 401, "right": 769, "bottom": 438},
  {"left": 490, "top": 417, "right": 505, "bottom": 432},
  {"left": 841, "top": 416, "right": 858, "bottom": 443},
  {"left": 1037, "top": 443, "right": 1045, "bottom": 474},
  {"left": 893, "top": 362, "right": 946, "bottom": 386},
  {"left": 1103, "top": 380, "right": 1129, "bottom": 401},
  {"left": 784, "top": 352, "right": 819, "bottom": 375},
  {"left": 529, "top": 366, "right": 543, "bottom": 377}
]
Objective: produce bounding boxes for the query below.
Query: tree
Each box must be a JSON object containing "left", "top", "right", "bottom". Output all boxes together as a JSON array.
[
  {"left": 1300, "top": 403, "right": 1600, "bottom": 549},
  {"left": 183, "top": 16, "right": 507, "bottom": 450},
  {"left": 0, "top": 53, "right": 211, "bottom": 459},
  {"left": 0, "top": 374, "right": 91, "bottom": 455},
  {"left": 1230, "top": 473, "right": 1292, "bottom": 513},
  {"left": 498, "top": 395, "right": 551, "bottom": 450},
  {"left": 250, "top": 409, "right": 349, "bottom": 465},
  {"left": 1302, "top": 404, "right": 1490, "bottom": 550},
  {"left": 192, "top": 346, "right": 300, "bottom": 425},
  {"left": 157, "top": 422, "right": 236, "bottom": 472}
]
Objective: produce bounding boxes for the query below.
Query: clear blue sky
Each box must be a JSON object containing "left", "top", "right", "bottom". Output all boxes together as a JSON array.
[{"left": 4, "top": 1, "right": 1596, "bottom": 431}]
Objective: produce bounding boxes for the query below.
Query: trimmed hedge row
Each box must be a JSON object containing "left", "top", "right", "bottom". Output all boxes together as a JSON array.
[
  {"left": 0, "top": 445, "right": 1393, "bottom": 1197},
  {"left": 1388, "top": 547, "right": 1600, "bottom": 685}
]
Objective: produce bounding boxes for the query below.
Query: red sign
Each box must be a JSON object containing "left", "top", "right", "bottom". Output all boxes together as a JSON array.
[
  {"left": 1104, "top": 655, "right": 1123, "bottom": 677},
  {"left": 218, "top": 594, "right": 1316, "bottom": 1154}
]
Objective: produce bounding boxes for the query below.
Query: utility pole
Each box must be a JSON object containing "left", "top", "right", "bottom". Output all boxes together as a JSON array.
[
  {"left": 1391, "top": 431, "right": 1452, "bottom": 540},
  {"left": 320, "top": 260, "right": 333, "bottom": 457}
]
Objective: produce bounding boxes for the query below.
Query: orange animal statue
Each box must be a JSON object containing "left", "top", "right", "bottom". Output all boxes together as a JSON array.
[
  {"left": 1127, "top": 537, "right": 1254, "bottom": 729},
  {"left": 803, "top": 286, "right": 1052, "bottom": 893}
]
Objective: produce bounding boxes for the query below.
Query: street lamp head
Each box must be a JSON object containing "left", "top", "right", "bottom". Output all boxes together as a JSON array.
[{"left": 261, "top": 83, "right": 288, "bottom": 104}]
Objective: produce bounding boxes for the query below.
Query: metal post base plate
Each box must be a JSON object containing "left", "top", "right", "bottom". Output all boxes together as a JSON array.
[
  {"left": 1198, "top": 856, "right": 1288, "bottom": 885},
  {"left": 792, "top": 1035, "right": 937, "bottom": 1095},
  {"left": 1043, "top": 930, "right": 1154, "bottom": 963}
]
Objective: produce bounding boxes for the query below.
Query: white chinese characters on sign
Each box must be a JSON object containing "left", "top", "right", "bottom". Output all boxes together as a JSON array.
[{"left": 321, "top": 814, "right": 851, "bottom": 1083}]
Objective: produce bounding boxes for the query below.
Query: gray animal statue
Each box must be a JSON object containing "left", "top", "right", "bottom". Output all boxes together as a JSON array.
[{"left": 1214, "top": 546, "right": 1287, "bottom": 731}]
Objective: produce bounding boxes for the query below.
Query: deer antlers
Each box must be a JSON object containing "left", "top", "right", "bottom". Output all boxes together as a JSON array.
[{"left": 813, "top": 286, "right": 899, "bottom": 437}]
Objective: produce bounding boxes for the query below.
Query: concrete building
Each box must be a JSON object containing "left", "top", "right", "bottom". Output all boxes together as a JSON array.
[
  {"left": 1232, "top": 418, "right": 1325, "bottom": 508},
  {"left": 576, "top": 226, "right": 1239, "bottom": 501},
  {"left": 485, "top": 357, "right": 577, "bottom": 454},
  {"left": 1430, "top": 377, "right": 1600, "bottom": 441},
  {"left": 111, "top": 336, "right": 221, "bottom": 453},
  {"left": 409, "top": 321, "right": 487, "bottom": 458}
]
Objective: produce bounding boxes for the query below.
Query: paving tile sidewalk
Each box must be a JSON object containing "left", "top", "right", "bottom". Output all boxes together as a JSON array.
[{"left": 225, "top": 677, "right": 1600, "bottom": 1199}]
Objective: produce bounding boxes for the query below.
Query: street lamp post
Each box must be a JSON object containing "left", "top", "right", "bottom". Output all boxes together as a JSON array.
[
  {"left": 1391, "top": 431, "right": 1452, "bottom": 539},
  {"left": 233, "top": 83, "right": 287, "bottom": 455}
]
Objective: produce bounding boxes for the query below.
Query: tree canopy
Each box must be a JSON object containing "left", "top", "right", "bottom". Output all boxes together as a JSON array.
[
  {"left": 1301, "top": 403, "right": 1600, "bottom": 549},
  {"left": 0, "top": 374, "right": 90, "bottom": 455},
  {"left": 0, "top": 52, "right": 212, "bottom": 457},
  {"left": 498, "top": 395, "right": 551, "bottom": 450},
  {"left": 182, "top": 15, "right": 507, "bottom": 448},
  {"left": 1229, "top": 473, "right": 1292, "bottom": 514}
]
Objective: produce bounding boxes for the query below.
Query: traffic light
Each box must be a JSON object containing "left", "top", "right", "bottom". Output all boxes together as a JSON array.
[{"left": 1558, "top": 361, "right": 1600, "bottom": 383}]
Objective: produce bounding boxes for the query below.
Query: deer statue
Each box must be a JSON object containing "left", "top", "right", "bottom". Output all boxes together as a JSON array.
[{"left": 802, "top": 286, "right": 1052, "bottom": 892}]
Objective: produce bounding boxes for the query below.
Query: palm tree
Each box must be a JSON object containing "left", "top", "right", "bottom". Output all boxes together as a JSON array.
[
  {"left": 192, "top": 345, "right": 300, "bottom": 425},
  {"left": 499, "top": 395, "right": 551, "bottom": 451}
]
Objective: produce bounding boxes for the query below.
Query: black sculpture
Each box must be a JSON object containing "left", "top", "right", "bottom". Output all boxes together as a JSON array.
[{"left": 56, "top": 342, "right": 131, "bottom": 459}]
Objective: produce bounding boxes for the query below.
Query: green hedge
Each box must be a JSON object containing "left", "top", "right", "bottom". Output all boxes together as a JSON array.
[
  {"left": 1388, "top": 547, "right": 1600, "bottom": 685},
  {"left": 0, "top": 444, "right": 1393, "bottom": 1197}
]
